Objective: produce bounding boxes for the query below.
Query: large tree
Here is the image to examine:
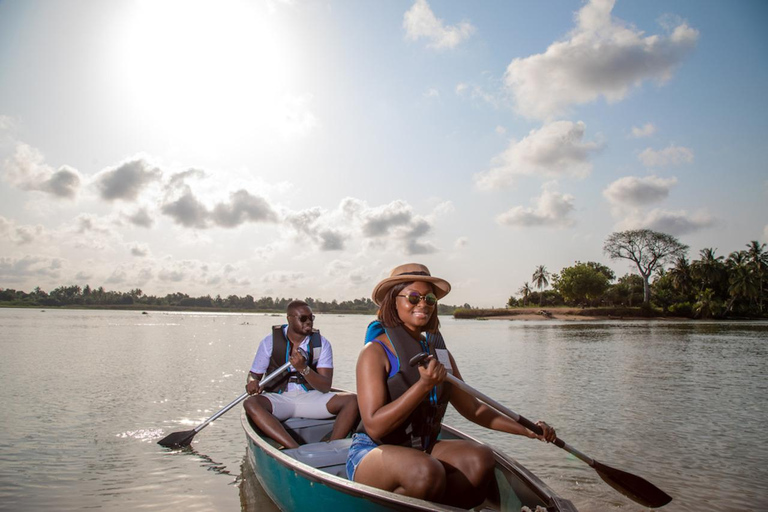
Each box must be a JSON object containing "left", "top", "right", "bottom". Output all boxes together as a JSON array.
[
  {"left": 603, "top": 229, "right": 688, "bottom": 304},
  {"left": 553, "top": 261, "right": 612, "bottom": 306}
]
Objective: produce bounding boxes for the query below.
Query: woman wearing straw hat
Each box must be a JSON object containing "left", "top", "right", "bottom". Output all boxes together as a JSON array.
[{"left": 345, "top": 263, "right": 556, "bottom": 508}]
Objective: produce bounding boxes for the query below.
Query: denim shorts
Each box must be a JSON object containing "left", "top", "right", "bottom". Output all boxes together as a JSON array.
[{"left": 345, "top": 432, "right": 378, "bottom": 481}]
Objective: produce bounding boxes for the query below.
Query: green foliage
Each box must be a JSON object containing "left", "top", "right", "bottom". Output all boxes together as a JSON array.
[
  {"left": 552, "top": 261, "right": 611, "bottom": 306},
  {"left": 694, "top": 288, "right": 723, "bottom": 319},
  {"left": 507, "top": 237, "right": 767, "bottom": 319},
  {"left": 668, "top": 302, "right": 693, "bottom": 317}
]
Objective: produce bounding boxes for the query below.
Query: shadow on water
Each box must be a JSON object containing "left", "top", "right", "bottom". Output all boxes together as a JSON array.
[
  {"left": 166, "top": 444, "right": 280, "bottom": 511},
  {"left": 238, "top": 450, "right": 280, "bottom": 512},
  {"left": 178, "top": 446, "right": 234, "bottom": 477}
]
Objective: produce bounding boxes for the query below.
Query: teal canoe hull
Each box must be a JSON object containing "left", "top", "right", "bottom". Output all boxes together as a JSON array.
[{"left": 241, "top": 411, "right": 577, "bottom": 512}]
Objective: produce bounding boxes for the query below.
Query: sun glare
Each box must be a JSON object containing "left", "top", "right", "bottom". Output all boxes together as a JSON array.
[{"left": 108, "top": 0, "right": 311, "bottom": 158}]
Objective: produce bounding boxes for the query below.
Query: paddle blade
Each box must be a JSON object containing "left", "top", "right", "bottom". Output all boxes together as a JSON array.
[
  {"left": 157, "top": 429, "right": 197, "bottom": 448},
  {"left": 594, "top": 460, "right": 672, "bottom": 508}
]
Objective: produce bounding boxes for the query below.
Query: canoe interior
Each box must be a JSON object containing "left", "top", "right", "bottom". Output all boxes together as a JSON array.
[{"left": 242, "top": 411, "right": 577, "bottom": 511}]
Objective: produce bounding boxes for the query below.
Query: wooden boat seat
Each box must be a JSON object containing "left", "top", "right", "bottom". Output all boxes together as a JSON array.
[{"left": 282, "top": 438, "right": 353, "bottom": 479}]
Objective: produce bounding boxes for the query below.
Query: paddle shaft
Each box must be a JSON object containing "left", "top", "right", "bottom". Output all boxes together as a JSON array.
[
  {"left": 158, "top": 349, "right": 307, "bottom": 448},
  {"left": 192, "top": 358, "right": 294, "bottom": 433},
  {"left": 443, "top": 373, "right": 595, "bottom": 467},
  {"left": 410, "top": 353, "right": 671, "bottom": 507}
]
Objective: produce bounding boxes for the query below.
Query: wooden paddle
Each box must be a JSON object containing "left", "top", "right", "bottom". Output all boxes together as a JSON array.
[
  {"left": 410, "top": 353, "right": 672, "bottom": 508},
  {"left": 158, "top": 350, "right": 305, "bottom": 448}
]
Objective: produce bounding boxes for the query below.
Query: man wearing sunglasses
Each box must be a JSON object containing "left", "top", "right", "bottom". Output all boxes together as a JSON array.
[{"left": 243, "top": 300, "right": 359, "bottom": 449}]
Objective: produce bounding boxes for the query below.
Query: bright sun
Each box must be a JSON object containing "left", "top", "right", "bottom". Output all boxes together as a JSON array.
[{"left": 108, "top": 0, "right": 314, "bottom": 158}]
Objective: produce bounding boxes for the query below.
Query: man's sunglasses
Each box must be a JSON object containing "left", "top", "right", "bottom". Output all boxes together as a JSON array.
[
  {"left": 292, "top": 314, "right": 315, "bottom": 323},
  {"left": 397, "top": 292, "right": 438, "bottom": 306}
]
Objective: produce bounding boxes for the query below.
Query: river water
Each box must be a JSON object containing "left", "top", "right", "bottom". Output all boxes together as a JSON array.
[{"left": 0, "top": 308, "right": 765, "bottom": 511}]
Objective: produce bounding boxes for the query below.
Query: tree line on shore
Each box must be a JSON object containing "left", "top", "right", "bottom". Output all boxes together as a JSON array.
[
  {"left": 507, "top": 230, "right": 767, "bottom": 319},
  {"left": 2, "top": 230, "right": 764, "bottom": 320},
  {"left": 0, "top": 285, "right": 464, "bottom": 316}
]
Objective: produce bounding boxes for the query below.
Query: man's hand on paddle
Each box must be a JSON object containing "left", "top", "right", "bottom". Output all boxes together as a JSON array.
[{"left": 246, "top": 377, "right": 263, "bottom": 395}]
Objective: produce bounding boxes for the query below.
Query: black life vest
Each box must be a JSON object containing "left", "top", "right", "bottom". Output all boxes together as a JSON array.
[
  {"left": 264, "top": 324, "right": 322, "bottom": 393},
  {"left": 361, "top": 323, "right": 452, "bottom": 453}
]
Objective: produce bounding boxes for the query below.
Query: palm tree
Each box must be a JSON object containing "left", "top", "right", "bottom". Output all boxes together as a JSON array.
[
  {"left": 726, "top": 250, "right": 757, "bottom": 313},
  {"left": 668, "top": 256, "right": 693, "bottom": 299},
  {"left": 694, "top": 288, "right": 721, "bottom": 319},
  {"left": 745, "top": 240, "right": 767, "bottom": 313},
  {"left": 531, "top": 266, "right": 550, "bottom": 307},
  {"left": 518, "top": 282, "right": 532, "bottom": 307},
  {"left": 692, "top": 248, "right": 725, "bottom": 293}
]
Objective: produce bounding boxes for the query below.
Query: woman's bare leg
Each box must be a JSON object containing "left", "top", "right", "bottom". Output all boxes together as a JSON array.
[
  {"left": 353, "top": 445, "right": 446, "bottom": 501},
  {"left": 430, "top": 439, "right": 496, "bottom": 508}
]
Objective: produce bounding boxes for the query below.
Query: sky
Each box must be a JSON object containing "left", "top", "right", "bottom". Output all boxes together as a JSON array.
[{"left": 0, "top": 0, "right": 766, "bottom": 308}]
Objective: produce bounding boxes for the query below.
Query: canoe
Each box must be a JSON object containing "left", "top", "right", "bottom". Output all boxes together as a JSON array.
[{"left": 241, "top": 411, "right": 577, "bottom": 511}]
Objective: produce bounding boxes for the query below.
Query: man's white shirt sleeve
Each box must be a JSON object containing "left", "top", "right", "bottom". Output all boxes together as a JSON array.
[
  {"left": 316, "top": 336, "right": 334, "bottom": 369},
  {"left": 250, "top": 333, "right": 273, "bottom": 374}
]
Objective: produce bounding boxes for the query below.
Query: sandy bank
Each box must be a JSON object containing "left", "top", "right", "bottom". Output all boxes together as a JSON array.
[{"left": 466, "top": 307, "right": 689, "bottom": 321}]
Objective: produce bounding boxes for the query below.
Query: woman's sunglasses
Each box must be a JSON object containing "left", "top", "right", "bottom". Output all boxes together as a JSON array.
[{"left": 397, "top": 292, "right": 438, "bottom": 306}]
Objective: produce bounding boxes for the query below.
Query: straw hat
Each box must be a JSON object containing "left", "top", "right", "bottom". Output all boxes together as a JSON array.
[{"left": 372, "top": 263, "right": 451, "bottom": 306}]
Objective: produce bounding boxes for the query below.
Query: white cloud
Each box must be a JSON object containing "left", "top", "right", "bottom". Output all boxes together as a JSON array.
[
  {"left": 403, "top": 0, "right": 475, "bottom": 50},
  {"left": 0, "top": 115, "right": 16, "bottom": 131},
  {"left": 455, "top": 83, "right": 468, "bottom": 95},
  {"left": 161, "top": 191, "right": 209, "bottom": 228},
  {"left": 158, "top": 267, "right": 186, "bottom": 282},
  {"left": 130, "top": 244, "right": 149, "bottom": 257},
  {"left": 504, "top": 0, "right": 699, "bottom": 120},
  {"left": 631, "top": 123, "right": 656, "bottom": 138},
  {"left": 93, "top": 157, "right": 162, "bottom": 201},
  {"left": 603, "top": 175, "right": 677, "bottom": 208},
  {"left": 495, "top": 126, "right": 507, "bottom": 136},
  {"left": 496, "top": 182, "right": 576, "bottom": 228},
  {"left": 618, "top": 208, "right": 715, "bottom": 235},
  {"left": 335, "top": 197, "right": 443, "bottom": 255},
  {"left": 638, "top": 144, "right": 694, "bottom": 167},
  {"left": 75, "top": 270, "right": 94, "bottom": 281},
  {"left": 454, "top": 237, "right": 468, "bottom": 249},
  {"left": 327, "top": 259, "right": 353, "bottom": 277},
  {"left": 3, "top": 142, "right": 82, "bottom": 198},
  {"left": 70, "top": 214, "right": 122, "bottom": 252},
  {"left": 124, "top": 208, "right": 154, "bottom": 228},
  {"left": 211, "top": 189, "right": 279, "bottom": 227},
  {"left": 424, "top": 87, "right": 439, "bottom": 98},
  {"left": 285, "top": 207, "right": 347, "bottom": 251},
  {"left": 261, "top": 270, "right": 306, "bottom": 285},
  {"left": 0, "top": 216, "right": 46, "bottom": 245},
  {"left": 0, "top": 255, "right": 63, "bottom": 282},
  {"left": 160, "top": 172, "right": 279, "bottom": 230},
  {"left": 105, "top": 268, "right": 128, "bottom": 285},
  {"left": 475, "top": 121, "right": 601, "bottom": 190}
]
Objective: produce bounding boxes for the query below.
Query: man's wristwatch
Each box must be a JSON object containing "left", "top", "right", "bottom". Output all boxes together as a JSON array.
[{"left": 299, "top": 366, "right": 311, "bottom": 376}]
